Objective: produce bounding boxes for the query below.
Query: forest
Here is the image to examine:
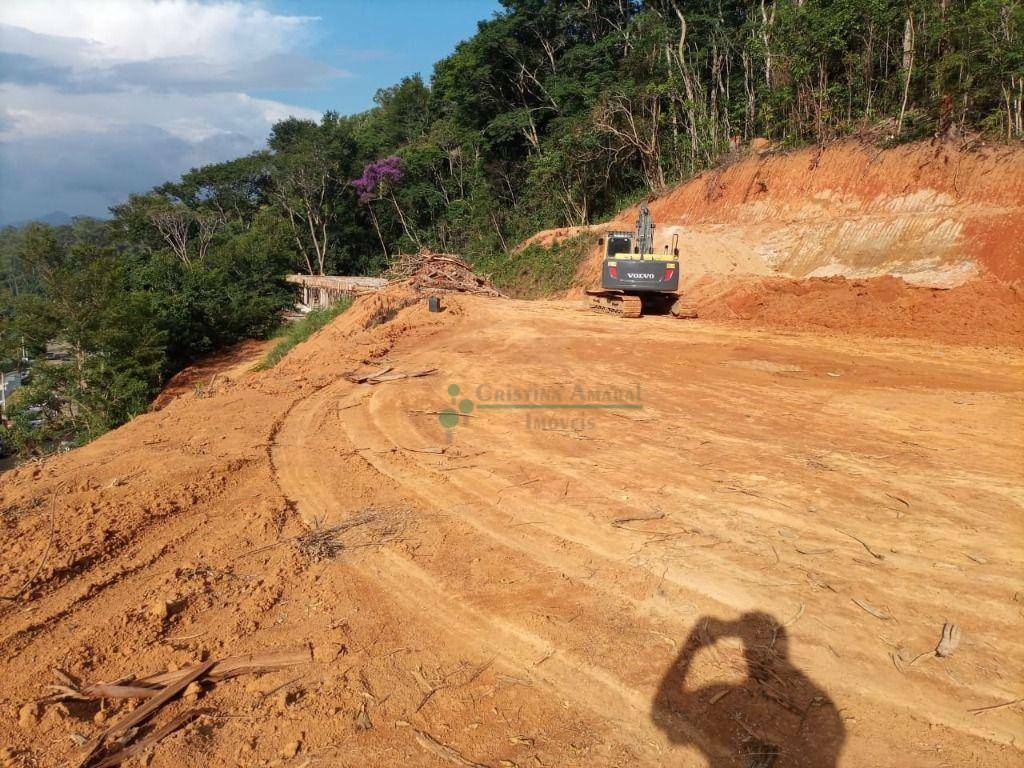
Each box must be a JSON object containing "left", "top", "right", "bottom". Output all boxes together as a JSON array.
[{"left": 1, "top": 0, "right": 1020, "bottom": 453}]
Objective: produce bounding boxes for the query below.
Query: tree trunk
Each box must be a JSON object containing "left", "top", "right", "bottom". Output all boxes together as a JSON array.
[
  {"left": 367, "top": 206, "right": 388, "bottom": 259},
  {"left": 897, "top": 14, "right": 915, "bottom": 138}
]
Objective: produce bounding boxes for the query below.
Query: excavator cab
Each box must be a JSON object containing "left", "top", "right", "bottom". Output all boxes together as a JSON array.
[{"left": 605, "top": 232, "right": 634, "bottom": 257}]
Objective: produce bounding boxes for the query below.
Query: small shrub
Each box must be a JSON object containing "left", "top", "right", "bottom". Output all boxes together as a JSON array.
[
  {"left": 475, "top": 234, "right": 596, "bottom": 299},
  {"left": 255, "top": 298, "right": 353, "bottom": 370}
]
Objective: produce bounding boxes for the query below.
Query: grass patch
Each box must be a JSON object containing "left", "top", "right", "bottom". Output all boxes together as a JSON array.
[
  {"left": 255, "top": 297, "right": 353, "bottom": 370},
  {"left": 475, "top": 233, "right": 596, "bottom": 299}
]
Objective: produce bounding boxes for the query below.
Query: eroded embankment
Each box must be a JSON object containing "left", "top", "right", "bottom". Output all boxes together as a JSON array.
[
  {"left": 571, "top": 139, "right": 1024, "bottom": 287},
  {"left": 520, "top": 139, "right": 1023, "bottom": 344}
]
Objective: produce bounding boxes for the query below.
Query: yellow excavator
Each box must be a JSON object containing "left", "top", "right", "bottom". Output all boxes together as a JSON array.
[{"left": 585, "top": 206, "right": 696, "bottom": 318}]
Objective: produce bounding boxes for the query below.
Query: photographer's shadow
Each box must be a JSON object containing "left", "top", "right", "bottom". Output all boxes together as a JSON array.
[{"left": 652, "top": 612, "right": 845, "bottom": 767}]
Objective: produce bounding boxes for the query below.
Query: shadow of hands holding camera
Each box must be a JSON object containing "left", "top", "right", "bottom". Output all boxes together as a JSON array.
[{"left": 652, "top": 612, "right": 844, "bottom": 768}]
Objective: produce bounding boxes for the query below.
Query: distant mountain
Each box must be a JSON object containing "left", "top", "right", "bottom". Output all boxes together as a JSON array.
[
  {"left": 39, "top": 211, "right": 73, "bottom": 226},
  {"left": 7, "top": 211, "right": 74, "bottom": 228}
]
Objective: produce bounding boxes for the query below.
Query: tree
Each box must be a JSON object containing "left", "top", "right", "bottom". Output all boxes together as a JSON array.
[
  {"left": 351, "top": 156, "right": 411, "bottom": 254},
  {"left": 148, "top": 204, "right": 194, "bottom": 264},
  {"left": 6, "top": 244, "right": 166, "bottom": 451},
  {"left": 268, "top": 115, "right": 358, "bottom": 275},
  {"left": 175, "top": 153, "right": 270, "bottom": 229},
  {"left": 113, "top": 192, "right": 226, "bottom": 265}
]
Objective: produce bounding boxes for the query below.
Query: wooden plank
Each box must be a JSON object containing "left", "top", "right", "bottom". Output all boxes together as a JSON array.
[{"left": 75, "top": 661, "right": 214, "bottom": 768}]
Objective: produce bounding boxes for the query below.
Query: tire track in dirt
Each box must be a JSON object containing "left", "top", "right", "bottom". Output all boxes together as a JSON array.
[
  {"left": 339, "top": 385, "right": 757, "bottom": 616},
  {"left": 272, "top": 297, "right": 1024, "bottom": 756},
  {"left": 270, "top": 345, "right": 952, "bottom": 761},
  {"left": 367, "top": 548, "right": 724, "bottom": 766},
  {"left": 269, "top": 378, "right": 722, "bottom": 765}
]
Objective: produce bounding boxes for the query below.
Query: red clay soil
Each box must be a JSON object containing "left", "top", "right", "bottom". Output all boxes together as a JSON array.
[
  {"left": 530, "top": 138, "right": 1024, "bottom": 345},
  {"left": 538, "top": 138, "right": 1024, "bottom": 290},
  {"left": 623, "top": 138, "right": 1024, "bottom": 284},
  {"left": 685, "top": 275, "right": 1024, "bottom": 347},
  {"left": 1, "top": 287, "right": 1022, "bottom": 767}
]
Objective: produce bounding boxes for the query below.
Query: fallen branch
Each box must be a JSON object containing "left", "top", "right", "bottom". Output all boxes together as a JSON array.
[
  {"left": 398, "top": 444, "right": 446, "bottom": 455},
  {"left": 612, "top": 512, "right": 666, "bottom": 527},
  {"left": 232, "top": 515, "right": 377, "bottom": 561},
  {"left": 793, "top": 544, "right": 833, "bottom": 556},
  {"left": 721, "top": 485, "right": 794, "bottom": 510},
  {"left": 1, "top": 485, "right": 59, "bottom": 602},
  {"left": 369, "top": 368, "right": 437, "bottom": 383},
  {"left": 345, "top": 365, "right": 393, "bottom": 383},
  {"left": 968, "top": 697, "right": 1024, "bottom": 715},
  {"left": 885, "top": 493, "right": 910, "bottom": 509},
  {"left": 851, "top": 598, "right": 890, "bottom": 621},
  {"left": 75, "top": 661, "right": 214, "bottom": 767},
  {"left": 835, "top": 528, "right": 885, "bottom": 560},
  {"left": 92, "top": 708, "right": 209, "bottom": 768},
  {"left": 61, "top": 647, "right": 312, "bottom": 766},
  {"left": 345, "top": 366, "right": 437, "bottom": 385},
  {"left": 61, "top": 648, "right": 313, "bottom": 701},
  {"left": 409, "top": 409, "right": 476, "bottom": 419},
  {"left": 413, "top": 730, "right": 490, "bottom": 768}
]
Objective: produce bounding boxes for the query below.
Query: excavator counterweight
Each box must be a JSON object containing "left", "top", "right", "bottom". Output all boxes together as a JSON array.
[{"left": 585, "top": 206, "right": 695, "bottom": 319}]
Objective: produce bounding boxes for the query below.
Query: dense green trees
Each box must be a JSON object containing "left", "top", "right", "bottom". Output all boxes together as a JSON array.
[
  {"left": 1, "top": 236, "right": 164, "bottom": 451},
  {"left": 347, "top": 0, "right": 1023, "bottom": 260},
  {"left": 1, "top": 0, "right": 1019, "bottom": 454},
  {"left": 0, "top": 214, "right": 292, "bottom": 453}
]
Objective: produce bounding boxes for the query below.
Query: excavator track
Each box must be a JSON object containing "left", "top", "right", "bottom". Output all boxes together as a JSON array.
[{"left": 585, "top": 291, "right": 643, "bottom": 318}]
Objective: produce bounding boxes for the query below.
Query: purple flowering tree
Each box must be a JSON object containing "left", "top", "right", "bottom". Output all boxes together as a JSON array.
[
  {"left": 350, "top": 156, "right": 418, "bottom": 254},
  {"left": 351, "top": 155, "right": 403, "bottom": 203}
]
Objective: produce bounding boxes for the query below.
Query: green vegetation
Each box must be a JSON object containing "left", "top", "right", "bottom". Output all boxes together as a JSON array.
[
  {"left": 479, "top": 235, "right": 597, "bottom": 298},
  {"left": 2, "top": 0, "right": 1021, "bottom": 454},
  {"left": 255, "top": 299, "right": 354, "bottom": 371},
  {"left": 0, "top": 218, "right": 292, "bottom": 454}
]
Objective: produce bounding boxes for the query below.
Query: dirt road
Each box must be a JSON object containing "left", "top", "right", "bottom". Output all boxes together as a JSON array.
[{"left": 1, "top": 292, "right": 1022, "bottom": 767}]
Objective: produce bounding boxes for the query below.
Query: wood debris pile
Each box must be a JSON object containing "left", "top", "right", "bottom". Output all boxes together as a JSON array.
[
  {"left": 385, "top": 250, "right": 504, "bottom": 297},
  {"left": 39, "top": 647, "right": 311, "bottom": 768}
]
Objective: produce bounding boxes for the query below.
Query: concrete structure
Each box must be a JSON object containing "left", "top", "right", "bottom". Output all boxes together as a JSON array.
[
  {"left": 286, "top": 274, "right": 387, "bottom": 311},
  {"left": 1, "top": 371, "right": 23, "bottom": 417}
]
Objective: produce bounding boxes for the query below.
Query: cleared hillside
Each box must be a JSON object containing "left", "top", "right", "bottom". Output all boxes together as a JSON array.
[
  {"left": 518, "top": 139, "right": 1024, "bottom": 344},
  {"left": 1, "top": 139, "right": 1022, "bottom": 768},
  {"left": 1, "top": 281, "right": 1022, "bottom": 767}
]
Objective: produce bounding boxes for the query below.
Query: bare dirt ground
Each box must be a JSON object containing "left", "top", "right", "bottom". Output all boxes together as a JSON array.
[{"left": 1, "top": 288, "right": 1022, "bottom": 767}]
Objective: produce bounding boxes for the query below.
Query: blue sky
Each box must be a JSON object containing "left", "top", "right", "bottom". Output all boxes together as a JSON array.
[
  {"left": 262, "top": 1, "right": 498, "bottom": 114},
  {"left": 0, "top": 0, "right": 500, "bottom": 224}
]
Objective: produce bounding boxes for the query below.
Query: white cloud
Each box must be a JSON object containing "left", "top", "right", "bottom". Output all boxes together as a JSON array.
[
  {"left": 0, "top": 125, "right": 258, "bottom": 223},
  {"left": 0, "top": 1, "right": 338, "bottom": 223},
  {"left": 0, "top": 85, "right": 321, "bottom": 141},
  {"left": 0, "top": 0, "right": 315, "bottom": 65}
]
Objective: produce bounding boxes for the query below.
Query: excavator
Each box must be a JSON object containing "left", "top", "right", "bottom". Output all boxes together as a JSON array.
[{"left": 585, "top": 206, "right": 695, "bottom": 319}]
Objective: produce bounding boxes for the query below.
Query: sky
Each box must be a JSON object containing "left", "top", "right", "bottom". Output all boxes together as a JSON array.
[{"left": 0, "top": 0, "right": 500, "bottom": 225}]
